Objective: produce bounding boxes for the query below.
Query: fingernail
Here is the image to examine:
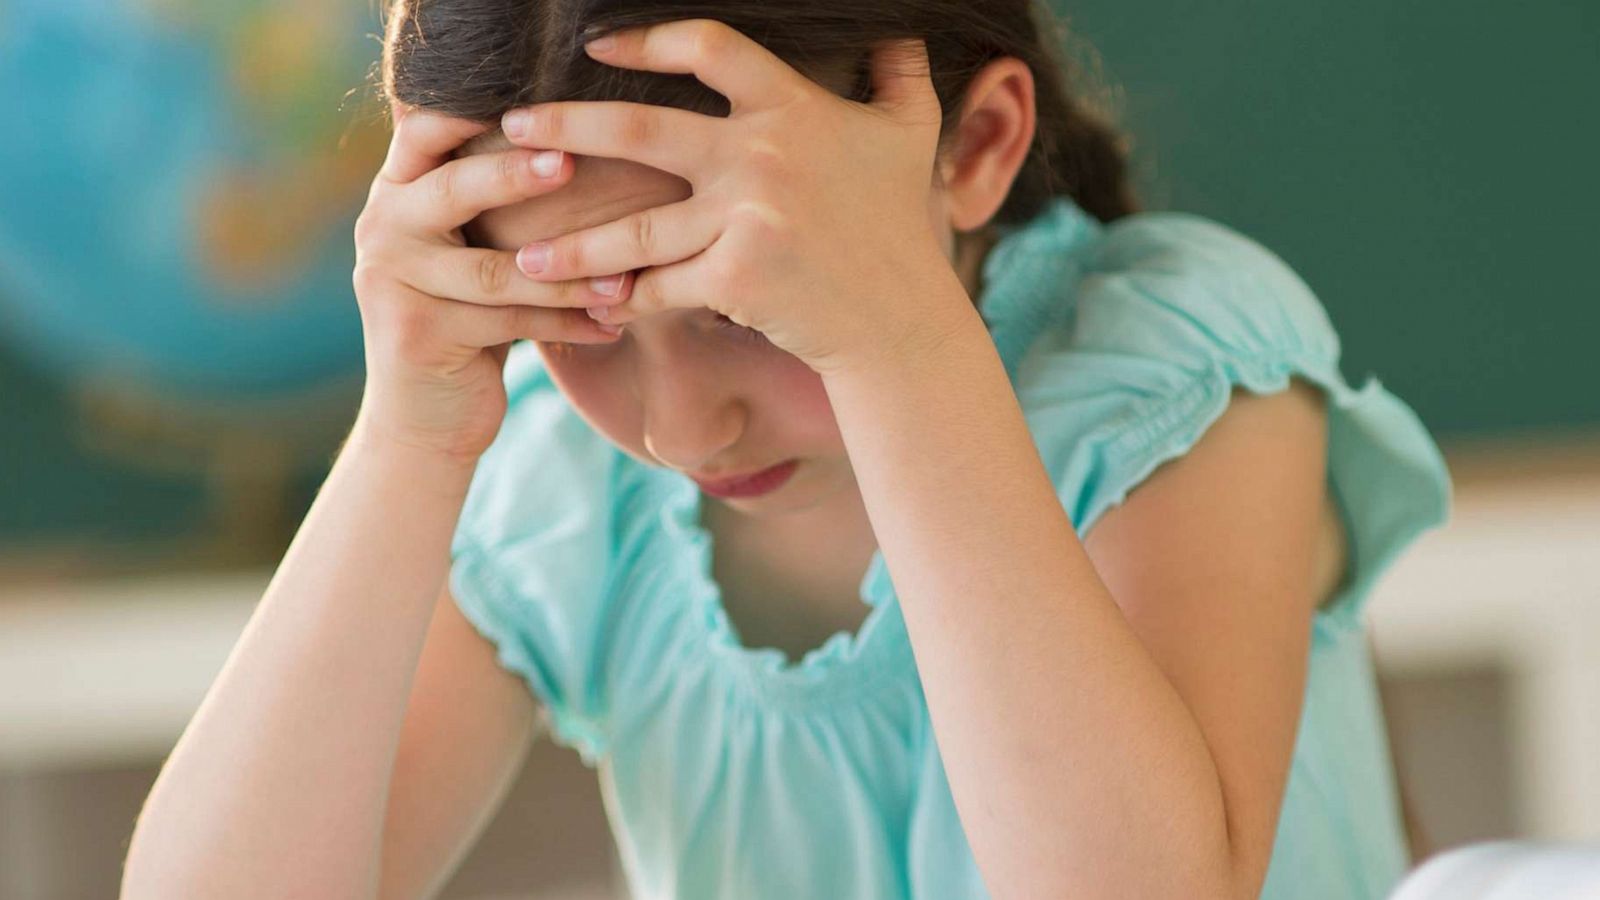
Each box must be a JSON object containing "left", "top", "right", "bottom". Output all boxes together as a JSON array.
[
  {"left": 518, "top": 242, "right": 550, "bottom": 275},
  {"left": 590, "top": 274, "right": 623, "bottom": 296},
  {"left": 503, "top": 109, "right": 531, "bottom": 139},
  {"left": 531, "top": 150, "right": 563, "bottom": 178},
  {"left": 586, "top": 304, "right": 610, "bottom": 322},
  {"left": 595, "top": 322, "right": 623, "bottom": 335},
  {"left": 587, "top": 35, "right": 617, "bottom": 53}
]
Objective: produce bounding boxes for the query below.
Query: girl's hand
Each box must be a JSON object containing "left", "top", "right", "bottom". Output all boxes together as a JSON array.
[
  {"left": 498, "top": 19, "right": 966, "bottom": 377},
  {"left": 349, "top": 106, "right": 632, "bottom": 463}
]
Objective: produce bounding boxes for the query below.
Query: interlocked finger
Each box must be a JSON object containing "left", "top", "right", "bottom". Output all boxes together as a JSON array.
[
  {"left": 397, "top": 148, "right": 570, "bottom": 233},
  {"left": 437, "top": 297, "right": 621, "bottom": 349},
  {"left": 403, "top": 243, "right": 626, "bottom": 309},
  {"left": 514, "top": 197, "right": 716, "bottom": 282}
]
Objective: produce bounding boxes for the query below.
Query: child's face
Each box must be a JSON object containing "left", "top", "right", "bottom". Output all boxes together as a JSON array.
[{"left": 463, "top": 141, "right": 961, "bottom": 520}]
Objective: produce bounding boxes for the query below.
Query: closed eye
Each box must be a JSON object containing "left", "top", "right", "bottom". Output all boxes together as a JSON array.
[{"left": 711, "top": 312, "right": 768, "bottom": 344}]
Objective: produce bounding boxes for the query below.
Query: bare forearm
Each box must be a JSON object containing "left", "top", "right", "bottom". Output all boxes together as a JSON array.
[
  {"left": 822, "top": 293, "right": 1233, "bottom": 898},
  {"left": 122, "top": 419, "right": 479, "bottom": 899}
]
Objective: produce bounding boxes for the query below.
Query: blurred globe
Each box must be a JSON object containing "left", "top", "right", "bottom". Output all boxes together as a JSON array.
[
  {"left": 0, "top": 0, "right": 388, "bottom": 400},
  {"left": 0, "top": 0, "right": 393, "bottom": 569}
]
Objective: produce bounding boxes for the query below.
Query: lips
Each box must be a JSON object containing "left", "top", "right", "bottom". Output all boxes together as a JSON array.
[{"left": 691, "top": 459, "right": 799, "bottom": 497}]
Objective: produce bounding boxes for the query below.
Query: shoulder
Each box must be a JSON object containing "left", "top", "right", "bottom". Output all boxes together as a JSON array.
[
  {"left": 1007, "top": 210, "right": 1348, "bottom": 533},
  {"left": 1071, "top": 211, "right": 1341, "bottom": 373},
  {"left": 1005, "top": 206, "right": 1449, "bottom": 621},
  {"left": 1010, "top": 208, "right": 1346, "bottom": 426}
]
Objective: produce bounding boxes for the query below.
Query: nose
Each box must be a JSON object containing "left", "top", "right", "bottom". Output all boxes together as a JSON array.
[{"left": 636, "top": 339, "right": 745, "bottom": 473}]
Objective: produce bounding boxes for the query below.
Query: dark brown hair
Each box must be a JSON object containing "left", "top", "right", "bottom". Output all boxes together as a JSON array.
[{"left": 378, "top": 0, "right": 1139, "bottom": 232}]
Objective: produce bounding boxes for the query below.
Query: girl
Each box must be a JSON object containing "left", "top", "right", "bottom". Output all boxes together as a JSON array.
[{"left": 123, "top": 2, "right": 1452, "bottom": 899}]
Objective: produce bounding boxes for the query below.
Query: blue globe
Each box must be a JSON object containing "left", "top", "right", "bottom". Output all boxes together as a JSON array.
[{"left": 0, "top": 0, "right": 388, "bottom": 401}]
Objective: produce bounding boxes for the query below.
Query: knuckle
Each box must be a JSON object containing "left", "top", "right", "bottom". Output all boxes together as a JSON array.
[
  {"left": 729, "top": 199, "right": 788, "bottom": 241},
  {"left": 534, "top": 105, "right": 562, "bottom": 141},
  {"left": 620, "top": 106, "right": 657, "bottom": 150},
  {"left": 426, "top": 163, "right": 457, "bottom": 209},
  {"left": 691, "top": 20, "right": 732, "bottom": 60},
  {"left": 629, "top": 210, "right": 655, "bottom": 255},
  {"left": 777, "top": 85, "right": 811, "bottom": 110},
  {"left": 351, "top": 261, "right": 385, "bottom": 299},
  {"left": 473, "top": 251, "right": 513, "bottom": 297},
  {"left": 707, "top": 235, "right": 758, "bottom": 293},
  {"left": 497, "top": 150, "right": 528, "bottom": 191},
  {"left": 353, "top": 196, "right": 391, "bottom": 248},
  {"left": 552, "top": 239, "right": 583, "bottom": 277},
  {"left": 362, "top": 172, "right": 386, "bottom": 209},
  {"left": 708, "top": 255, "right": 744, "bottom": 294},
  {"left": 352, "top": 210, "right": 377, "bottom": 247},
  {"left": 743, "top": 138, "right": 790, "bottom": 178},
  {"left": 389, "top": 301, "right": 438, "bottom": 358}
]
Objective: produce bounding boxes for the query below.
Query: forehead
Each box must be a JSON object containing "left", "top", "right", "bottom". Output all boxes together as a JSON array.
[{"left": 455, "top": 129, "right": 693, "bottom": 251}]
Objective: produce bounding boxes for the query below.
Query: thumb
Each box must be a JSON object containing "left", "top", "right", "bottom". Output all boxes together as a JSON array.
[{"left": 868, "top": 38, "right": 938, "bottom": 119}]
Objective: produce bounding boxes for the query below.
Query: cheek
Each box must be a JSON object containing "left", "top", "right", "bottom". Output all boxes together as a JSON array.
[
  {"left": 536, "top": 343, "right": 640, "bottom": 439},
  {"left": 760, "top": 356, "right": 842, "bottom": 445}
]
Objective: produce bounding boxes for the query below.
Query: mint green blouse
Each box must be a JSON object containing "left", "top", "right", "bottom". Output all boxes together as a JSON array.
[{"left": 448, "top": 195, "right": 1452, "bottom": 899}]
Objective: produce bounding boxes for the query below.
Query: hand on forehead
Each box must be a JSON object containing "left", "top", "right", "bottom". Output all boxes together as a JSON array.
[{"left": 433, "top": 36, "right": 866, "bottom": 250}]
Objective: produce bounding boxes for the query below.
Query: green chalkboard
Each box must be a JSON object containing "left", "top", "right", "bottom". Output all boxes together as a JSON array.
[
  {"left": 1051, "top": 0, "right": 1599, "bottom": 434},
  {"left": 3, "top": 2, "right": 1595, "bottom": 554}
]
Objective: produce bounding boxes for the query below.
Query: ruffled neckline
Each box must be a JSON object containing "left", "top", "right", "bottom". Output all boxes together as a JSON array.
[{"left": 658, "top": 466, "right": 917, "bottom": 708}]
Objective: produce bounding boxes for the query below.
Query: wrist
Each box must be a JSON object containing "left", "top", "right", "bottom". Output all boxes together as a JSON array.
[
  {"left": 341, "top": 414, "right": 487, "bottom": 483},
  {"left": 821, "top": 272, "right": 985, "bottom": 385}
]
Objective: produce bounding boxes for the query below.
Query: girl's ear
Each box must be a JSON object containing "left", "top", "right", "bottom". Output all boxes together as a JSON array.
[{"left": 936, "top": 57, "right": 1037, "bottom": 233}]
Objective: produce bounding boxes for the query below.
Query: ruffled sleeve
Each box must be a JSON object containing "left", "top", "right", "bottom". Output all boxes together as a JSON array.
[
  {"left": 447, "top": 341, "right": 622, "bottom": 765},
  {"left": 1009, "top": 209, "right": 1452, "bottom": 625}
]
